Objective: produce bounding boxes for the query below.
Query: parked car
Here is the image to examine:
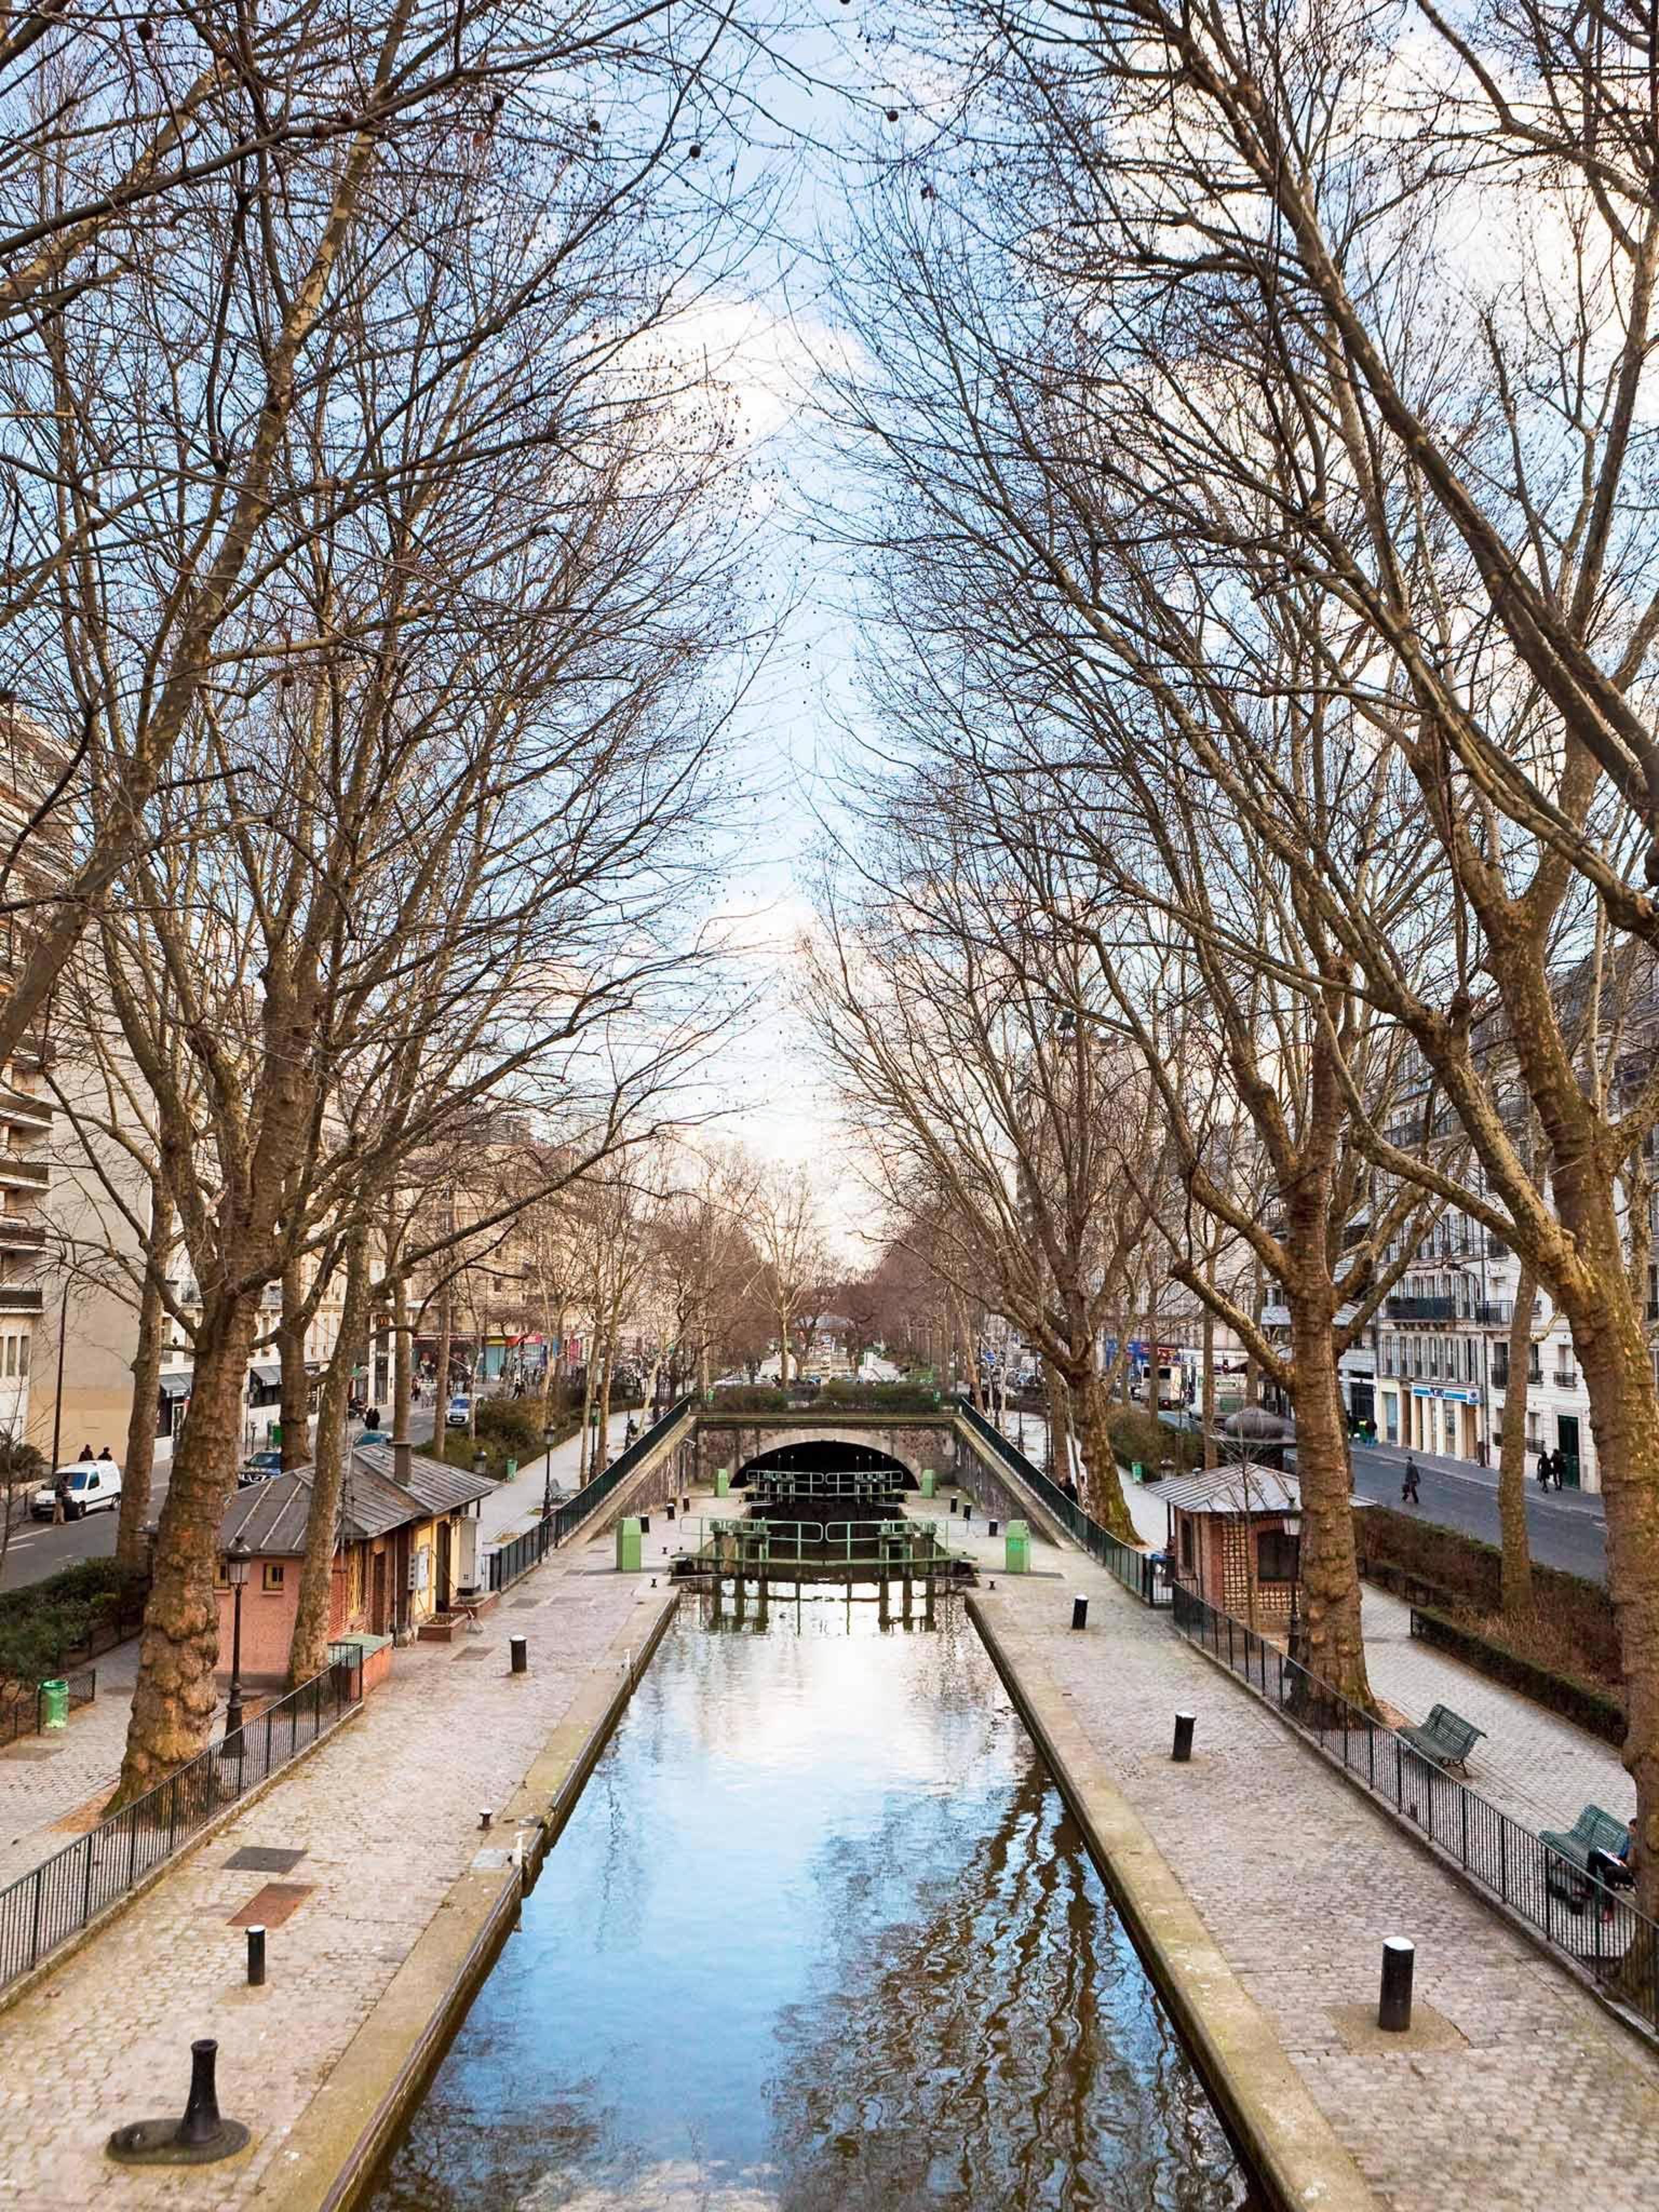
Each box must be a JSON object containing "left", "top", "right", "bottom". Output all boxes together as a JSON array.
[
  {"left": 31, "top": 1462, "right": 123, "bottom": 1520},
  {"left": 238, "top": 1450, "right": 283, "bottom": 1487},
  {"left": 446, "top": 1393, "right": 471, "bottom": 1428}
]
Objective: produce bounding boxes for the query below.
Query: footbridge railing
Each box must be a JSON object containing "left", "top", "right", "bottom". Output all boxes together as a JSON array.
[
  {"left": 954, "top": 1398, "right": 1170, "bottom": 1608},
  {"left": 487, "top": 1396, "right": 694, "bottom": 1591}
]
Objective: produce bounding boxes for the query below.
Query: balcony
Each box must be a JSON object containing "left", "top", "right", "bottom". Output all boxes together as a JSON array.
[
  {"left": 0, "top": 1216, "right": 45, "bottom": 1251},
  {"left": 1475, "top": 1300, "right": 1513, "bottom": 1326},
  {"left": 0, "top": 1155, "right": 48, "bottom": 1193},
  {"left": 0, "top": 1283, "right": 43, "bottom": 1313},
  {"left": 1554, "top": 1371, "right": 1577, "bottom": 1392},
  {"left": 1385, "top": 1296, "right": 1456, "bottom": 1322},
  {"left": 0, "top": 1088, "right": 50, "bottom": 1134}
]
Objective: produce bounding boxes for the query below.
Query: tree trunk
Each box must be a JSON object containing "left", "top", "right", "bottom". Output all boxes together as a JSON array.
[
  {"left": 777, "top": 1303, "right": 791, "bottom": 1384},
  {"left": 1499, "top": 1266, "right": 1536, "bottom": 1618},
  {"left": 1245, "top": 1255, "right": 1264, "bottom": 1407},
  {"left": 1071, "top": 1364, "right": 1137, "bottom": 1542},
  {"left": 1201, "top": 1296, "right": 1216, "bottom": 1464},
  {"left": 107, "top": 1287, "right": 260, "bottom": 1808},
  {"left": 288, "top": 1225, "right": 373, "bottom": 1685},
  {"left": 1284, "top": 1289, "right": 1373, "bottom": 1710},
  {"left": 1044, "top": 1358, "right": 1071, "bottom": 1482},
  {"left": 393, "top": 1268, "right": 412, "bottom": 1445},
  {"left": 434, "top": 1287, "right": 453, "bottom": 1426},
  {"left": 578, "top": 1355, "right": 596, "bottom": 1483},
  {"left": 116, "top": 1185, "right": 172, "bottom": 1572},
  {"left": 278, "top": 1255, "right": 311, "bottom": 1467}
]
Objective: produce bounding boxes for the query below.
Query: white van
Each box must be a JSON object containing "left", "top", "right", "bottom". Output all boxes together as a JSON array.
[{"left": 31, "top": 1462, "right": 124, "bottom": 1521}]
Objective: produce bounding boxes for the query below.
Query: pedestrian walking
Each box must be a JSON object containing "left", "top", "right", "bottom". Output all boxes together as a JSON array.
[
  {"left": 1401, "top": 1455, "right": 1420, "bottom": 1505},
  {"left": 1537, "top": 1448, "right": 1554, "bottom": 1491},
  {"left": 52, "top": 1472, "right": 69, "bottom": 1523}
]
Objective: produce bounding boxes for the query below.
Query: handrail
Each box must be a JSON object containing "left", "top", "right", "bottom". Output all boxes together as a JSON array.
[
  {"left": 487, "top": 1397, "right": 696, "bottom": 1592},
  {"left": 1171, "top": 1582, "right": 1658, "bottom": 2042},
  {"left": 953, "top": 1397, "right": 1170, "bottom": 1607},
  {"left": 0, "top": 1645, "right": 363, "bottom": 1997}
]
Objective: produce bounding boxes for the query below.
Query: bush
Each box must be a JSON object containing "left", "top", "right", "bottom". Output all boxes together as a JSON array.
[
  {"left": 0, "top": 1559, "right": 148, "bottom": 1689},
  {"left": 474, "top": 1399, "right": 549, "bottom": 1455},
  {"left": 1353, "top": 1506, "right": 1620, "bottom": 1684},
  {"left": 1408, "top": 1605, "right": 1626, "bottom": 1745},
  {"left": 820, "top": 1381, "right": 942, "bottom": 1412},
  {"left": 706, "top": 1386, "right": 790, "bottom": 1412},
  {"left": 1105, "top": 1406, "right": 1203, "bottom": 1472}
]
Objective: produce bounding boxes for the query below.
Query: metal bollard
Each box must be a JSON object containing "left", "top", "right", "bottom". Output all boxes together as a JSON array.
[
  {"left": 681, "top": 1494, "right": 690, "bottom": 1514},
  {"left": 988, "top": 1518, "right": 999, "bottom": 1537},
  {"left": 480, "top": 1808, "right": 494, "bottom": 1830},
  {"left": 1071, "top": 1593, "right": 1089, "bottom": 1631},
  {"left": 509, "top": 1636, "right": 528, "bottom": 1675},
  {"left": 665, "top": 1500, "right": 676, "bottom": 1521},
  {"left": 1378, "top": 1937, "right": 1414, "bottom": 2032},
  {"left": 178, "top": 2040, "right": 225, "bottom": 2146},
  {"left": 245, "top": 1925, "right": 266, "bottom": 1987},
  {"left": 949, "top": 1495, "right": 959, "bottom": 1513},
  {"left": 1172, "top": 1711, "right": 1196, "bottom": 1762},
  {"left": 639, "top": 1512, "right": 650, "bottom": 1533},
  {"left": 962, "top": 1502, "right": 972, "bottom": 1525}
]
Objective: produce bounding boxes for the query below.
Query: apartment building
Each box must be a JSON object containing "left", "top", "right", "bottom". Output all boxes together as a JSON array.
[{"left": 0, "top": 705, "right": 70, "bottom": 1454}]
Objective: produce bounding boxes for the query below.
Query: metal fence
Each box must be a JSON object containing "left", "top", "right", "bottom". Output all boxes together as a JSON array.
[
  {"left": 1170, "top": 1582, "right": 1658, "bottom": 2039},
  {"left": 954, "top": 1399, "right": 1171, "bottom": 1608},
  {"left": 486, "top": 1397, "right": 694, "bottom": 1593},
  {"left": 0, "top": 1643, "right": 363, "bottom": 1999}
]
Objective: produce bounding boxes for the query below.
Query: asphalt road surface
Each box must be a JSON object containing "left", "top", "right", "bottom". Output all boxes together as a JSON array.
[
  {"left": 0, "top": 1407, "right": 443, "bottom": 1594},
  {"left": 1343, "top": 1438, "right": 1608, "bottom": 1585}
]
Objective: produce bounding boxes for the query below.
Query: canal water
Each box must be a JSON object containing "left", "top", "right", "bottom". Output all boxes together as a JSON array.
[{"left": 366, "top": 1590, "right": 1247, "bottom": 2212}]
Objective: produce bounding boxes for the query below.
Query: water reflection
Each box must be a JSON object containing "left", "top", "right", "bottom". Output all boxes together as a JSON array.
[{"left": 366, "top": 1592, "right": 1245, "bottom": 2212}]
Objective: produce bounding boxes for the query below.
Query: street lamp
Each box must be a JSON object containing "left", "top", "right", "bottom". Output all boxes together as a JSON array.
[
  {"left": 1281, "top": 1507, "right": 1303, "bottom": 1662},
  {"left": 542, "top": 1420, "right": 558, "bottom": 1520},
  {"left": 224, "top": 1539, "right": 252, "bottom": 1746}
]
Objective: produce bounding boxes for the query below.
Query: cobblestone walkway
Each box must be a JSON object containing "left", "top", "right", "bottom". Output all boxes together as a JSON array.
[
  {"left": 0, "top": 1638, "right": 141, "bottom": 1886},
  {"left": 1116, "top": 1470, "right": 1634, "bottom": 1839},
  {"left": 983, "top": 1562, "right": 1659, "bottom": 2211},
  {"left": 0, "top": 1520, "right": 662, "bottom": 2211}
]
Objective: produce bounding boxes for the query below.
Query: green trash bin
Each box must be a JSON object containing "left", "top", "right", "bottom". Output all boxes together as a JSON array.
[
  {"left": 39, "top": 1677, "right": 69, "bottom": 1731},
  {"left": 615, "top": 1517, "right": 642, "bottom": 1573},
  {"left": 920, "top": 1469, "right": 936, "bottom": 1499},
  {"left": 1130, "top": 1460, "right": 1145, "bottom": 1483},
  {"left": 504, "top": 1457, "right": 517, "bottom": 1481},
  {"left": 715, "top": 1466, "right": 730, "bottom": 1499},
  {"left": 1004, "top": 1521, "right": 1031, "bottom": 1575}
]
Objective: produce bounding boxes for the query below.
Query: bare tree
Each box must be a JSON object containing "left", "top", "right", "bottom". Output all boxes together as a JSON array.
[{"left": 752, "top": 1164, "right": 836, "bottom": 1388}]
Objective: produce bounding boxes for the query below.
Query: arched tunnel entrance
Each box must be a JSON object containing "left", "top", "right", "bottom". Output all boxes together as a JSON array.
[{"left": 736, "top": 1439, "right": 918, "bottom": 1494}]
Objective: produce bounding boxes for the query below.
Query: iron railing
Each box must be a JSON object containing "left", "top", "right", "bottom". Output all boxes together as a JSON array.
[
  {"left": 1170, "top": 1583, "right": 1657, "bottom": 2039},
  {"left": 676, "top": 1516, "right": 974, "bottom": 1577},
  {"left": 954, "top": 1398, "right": 1171, "bottom": 1608},
  {"left": 486, "top": 1397, "right": 695, "bottom": 1592},
  {"left": 0, "top": 1643, "right": 363, "bottom": 1998}
]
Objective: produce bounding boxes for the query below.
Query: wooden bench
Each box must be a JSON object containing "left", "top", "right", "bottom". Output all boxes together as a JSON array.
[
  {"left": 1541, "top": 1804, "right": 1630, "bottom": 1880},
  {"left": 1400, "top": 1703, "right": 1485, "bottom": 1775}
]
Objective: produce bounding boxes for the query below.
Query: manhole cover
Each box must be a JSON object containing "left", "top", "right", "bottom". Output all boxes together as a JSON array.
[
  {"left": 228, "top": 1881, "right": 313, "bottom": 1928},
  {"left": 225, "top": 1846, "right": 306, "bottom": 1874},
  {"left": 453, "top": 1647, "right": 488, "bottom": 1661}
]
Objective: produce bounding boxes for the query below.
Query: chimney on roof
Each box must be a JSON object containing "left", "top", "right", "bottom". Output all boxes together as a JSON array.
[{"left": 392, "top": 1439, "right": 412, "bottom": 1487}]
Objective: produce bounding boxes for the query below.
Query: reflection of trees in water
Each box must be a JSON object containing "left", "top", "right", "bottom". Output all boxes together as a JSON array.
[
  {"left": 762, "top": 1752, "right": 1243, "bottom": 2212},
  {"left": 369, "top": 2087, "right": 606, "bottom": 2212}
]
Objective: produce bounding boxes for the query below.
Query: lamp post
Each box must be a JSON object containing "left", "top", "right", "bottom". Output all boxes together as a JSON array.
[
  {"left": 1282, "top": 1507, "right": 1303, "bottom": 1664},
  {"left": 542, "top": 1420, "right": 558, "bottom": 1520},
  {"left": 224, "top": 1539, "right": 252, "bottom": 1746}
]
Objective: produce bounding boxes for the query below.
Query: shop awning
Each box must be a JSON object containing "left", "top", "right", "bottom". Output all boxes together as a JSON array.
[
  {"left": 158, "top": 1372, "right": 192, "bottom": 1400},
  {"left": 247, "top": 1363, "right": 281, "bottom": 1387}
]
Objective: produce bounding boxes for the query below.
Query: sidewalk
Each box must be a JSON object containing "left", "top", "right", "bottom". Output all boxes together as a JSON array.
[{"left": 1116, "top": 1471, "right": 1632, "bottom": 1837}]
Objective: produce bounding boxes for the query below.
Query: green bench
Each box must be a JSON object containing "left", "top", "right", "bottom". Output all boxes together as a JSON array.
[
  {"left": 1541, "top": 1804, "right": 1630, "bottom": 1881},
  {"left": 1400, "top": 1703, "right": 1485, "bottom": 1775}
]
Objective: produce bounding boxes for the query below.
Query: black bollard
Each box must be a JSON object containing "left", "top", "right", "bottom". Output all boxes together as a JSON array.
[
  {"left": 639, "top": 1512, "right": 650, "bottom": 1533},
  {"left": 1377, "top": 1938, "right": 1414, "bottom": 2032},
  {"left": 177, "top": 2040, "right": 224, "bottom": 2146},
  {"left": 1071, "top": 1593, "right": 1089, "bottom": 1631},
  {"left": 988, "top": 1518, "right": 999, "bottom": 1537},
  {"left": 509, "top": 1636, "right": 528, "bottom": 1675},
  {"left": 480, "top": 1808, "right": 494, "bottom": 1830},
  {"left": 665, "top": 1500, "right": 676, "bottom": 1521},
  {"left": 962, "top": 1502, "right": 972, "bottom": 1525},
  {"left": 245, "top": 1925, "right": 266, "bottom": 1987},
  {"left": 682, "top": 1494, "right": 690, "bottom": 1514},
  {"left": 949, "top": 1495, "right": 959, "bottom": 1514},
  {"left": 1172, "top": 1711, "right": 1196, "bottom": 1762}
]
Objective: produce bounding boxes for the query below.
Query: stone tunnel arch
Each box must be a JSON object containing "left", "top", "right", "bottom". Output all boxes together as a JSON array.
[{"left": 735, "top": 1437, "right": 919, "bottom": 1489}]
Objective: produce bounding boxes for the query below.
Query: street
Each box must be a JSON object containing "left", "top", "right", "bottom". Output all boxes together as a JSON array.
[
  {"left": 0, "top": 1466, "right": 172, "bottom": 1592},
  {"left": 1344, "top": 1437, "right": 1608, "bottom": 1585}
]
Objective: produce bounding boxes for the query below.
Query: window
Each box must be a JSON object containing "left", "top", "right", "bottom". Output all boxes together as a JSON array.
[
  {"left": 213, "top": 1557, "right": 229, "bottom": 1590},
  {"left": 17, "top": 1334, "right": 27, "bottom": 1376},
  {"left": 2, "top": 1336, "right": 13, "bottom": 1377},
  {"left": 261, "top": 1562, "right": 286, "bottom": 1593},
  {"left": 1257, "top": 1529, "right": 1300, "bottom": 1583}
]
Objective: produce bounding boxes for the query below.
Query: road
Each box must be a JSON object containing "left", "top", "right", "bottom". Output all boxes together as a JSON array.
[
  {"left": 0, "top": 1408, "right": 451, "bottom": 1595},
  {"left": 1343, "top": 1437, "right": 1608, "bottom": 1585}
]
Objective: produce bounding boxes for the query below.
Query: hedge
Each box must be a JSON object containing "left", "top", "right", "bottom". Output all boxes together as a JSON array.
[
  {"left": 1353, "top": 1505, "right": 1620, "bottom": 1682},
  {"left": 707, "top": 1387, "right": 791, "bottom": 1412},
  {"left": 1408, "top": 1604, "right": 1627, "bottom": 1747},
  {"left": 0, "top": 1559, "right": 149, "bottom": 1689},
  {"left": 819, "top": 1381, "right": 941, "bottom": 1412},
  {"left": 1105, "top": 1406, "right": 1203, "bottom": 1473}
]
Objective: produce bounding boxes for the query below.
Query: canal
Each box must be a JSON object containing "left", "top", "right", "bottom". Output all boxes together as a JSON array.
[{"left": 366, "top": 1588, "right": 1249, "bottom": 2212}]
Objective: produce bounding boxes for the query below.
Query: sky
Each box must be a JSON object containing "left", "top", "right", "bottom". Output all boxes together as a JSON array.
[{"left": 649, "top": 10, "right": 946, "bottom": 1251}]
